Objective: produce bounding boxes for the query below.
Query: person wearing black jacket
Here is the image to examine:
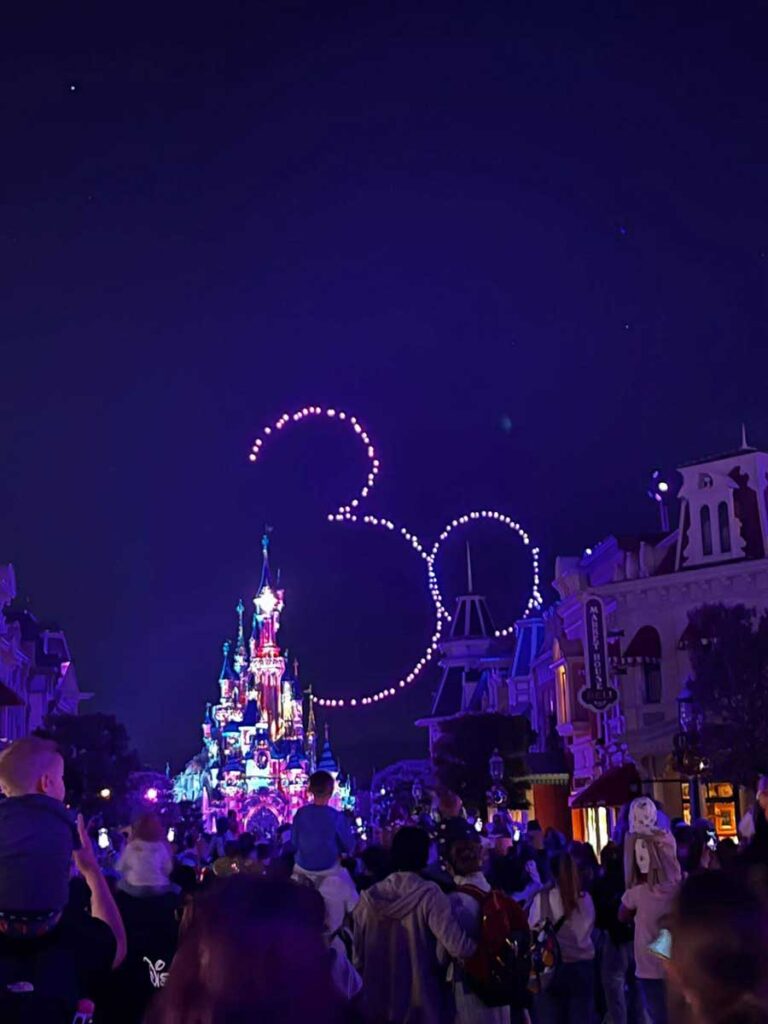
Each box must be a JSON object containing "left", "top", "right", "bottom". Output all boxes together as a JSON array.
[{"left": 593, "top": 841, "right": 644, "bottom": 1024}]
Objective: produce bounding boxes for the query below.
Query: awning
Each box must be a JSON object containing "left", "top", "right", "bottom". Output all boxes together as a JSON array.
[
  {"left": 623, "top": 626, "right": 661, "bottom": 662},
  {"left": 570, "top": 763, "right": 642, "bottom": 809}
]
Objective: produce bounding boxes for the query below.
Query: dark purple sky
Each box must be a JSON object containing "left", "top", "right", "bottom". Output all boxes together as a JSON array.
[{"left": 2, "top": 3, "right": 766, "bottom": 780}]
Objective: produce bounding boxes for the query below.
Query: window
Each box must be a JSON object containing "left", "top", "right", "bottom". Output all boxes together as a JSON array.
[
  {"left": 700, "top": 505, "right": 713, "bottom": 556},
  {"left": 718, "top": 501, "right": 731, "bottom": 553},
  {"left": 556, "top": 666, "right": 570, "bottom": 724},
  {"left": 643, "top": 663, "right": 662, "bottom": 704}
]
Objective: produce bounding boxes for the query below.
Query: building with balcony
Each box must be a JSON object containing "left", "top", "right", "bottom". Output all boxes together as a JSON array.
[
  {"left": 530, "top": 434, "right": 768, "bottom": 850},
  {"left": 0, "top": 563, "right": 91, "bottom": 745}
]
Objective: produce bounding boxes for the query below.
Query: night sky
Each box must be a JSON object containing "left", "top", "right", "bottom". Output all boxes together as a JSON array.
[{"left": 2, "top": 3, "right": 767, "bottom": 781}]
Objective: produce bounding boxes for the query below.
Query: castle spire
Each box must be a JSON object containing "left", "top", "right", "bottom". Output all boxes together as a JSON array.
[
  {"left": 233, "top": 599, "right": 247, "bottom": 672},
  {"left": 236, "top": 599, "right": 245, "bottom": 647},
  {"left": 317, "top": 722, "right": 339, "bottom": 776},
  {"left": 305, "top": 684, "right": 317, "bottom": 769},
  {"left": 219, "top": 640, "right": 235, "bottom": 680},
  {"left": 259, "top": 527, "right": 274, "bottom": 591},
  {"left": 741, "top": 422, "right": 751, "bottom": 451}
]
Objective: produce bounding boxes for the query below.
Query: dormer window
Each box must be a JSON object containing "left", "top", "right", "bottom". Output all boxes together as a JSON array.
[
  {"left": 699, "top": 473, "right": 714, "bottom": 489},
  {"left": 701, "top": 505, "right": 713, "bottom": 556}
]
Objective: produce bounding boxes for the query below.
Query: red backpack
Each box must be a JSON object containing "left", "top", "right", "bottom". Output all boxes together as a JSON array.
[{"left": 457, "top": 886, "right": 531, "bottom": 1008}]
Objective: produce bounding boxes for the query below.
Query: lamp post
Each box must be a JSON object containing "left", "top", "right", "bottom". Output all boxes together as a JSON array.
[
  {"left": 486, "top": 748, "right": 508, "bottom": 814},
  {"left": 648, "top": 470, "right": 671, "bottom": 531},
  {"left": 674, "top": 682, "right": 708, "bottom": 821}
]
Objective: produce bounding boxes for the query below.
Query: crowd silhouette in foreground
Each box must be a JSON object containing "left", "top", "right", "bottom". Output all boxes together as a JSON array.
[{"left": 0, "top": 736, "right": 767, "bottom": 1024}]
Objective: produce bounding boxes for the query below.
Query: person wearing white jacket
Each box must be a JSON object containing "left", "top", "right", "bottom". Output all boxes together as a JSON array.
[{"left": 353, "top": 826, "right": 475, "bottom": 1024}]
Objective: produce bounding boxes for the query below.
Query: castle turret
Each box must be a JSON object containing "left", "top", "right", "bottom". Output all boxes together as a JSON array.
[{"left": 317, "top": 724, "right": 339, "bottom": 779}]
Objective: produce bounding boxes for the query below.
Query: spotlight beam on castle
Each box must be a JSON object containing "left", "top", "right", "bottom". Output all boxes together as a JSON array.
[{"left": 249, "top": 406, "right": 542, "bottom": 708}]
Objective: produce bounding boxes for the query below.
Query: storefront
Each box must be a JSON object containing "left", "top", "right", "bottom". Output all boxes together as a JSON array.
[
  {"left": 680, "top": 780, "right": 740, "bottom": 837},
  {"left": 570, "top": 762, "right": 643, "bottom": 853}
]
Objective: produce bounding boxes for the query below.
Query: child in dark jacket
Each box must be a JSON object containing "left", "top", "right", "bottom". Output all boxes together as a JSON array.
[{"left": 0, "top": 735, "right": 77, "bottom": 936}]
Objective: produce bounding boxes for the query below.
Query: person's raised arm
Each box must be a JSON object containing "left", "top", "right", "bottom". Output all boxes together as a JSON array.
[
  {"left": 618, "top": 886, "right": 637, "bottom": 925},
  {"left": 425, "top": 887, "right": 476, "bottom": 961},
  {"left": 336, "top": 811, "right": 355, "bottom": 857},
  {"left": 74, "top": 815, "right": 127, "bottom": 968}
]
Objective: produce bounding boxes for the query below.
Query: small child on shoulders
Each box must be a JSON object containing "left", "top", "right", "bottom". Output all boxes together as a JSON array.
[
  {"left": 292, "top": 771, "right": 355, "bottom": 876},
  {"left": 292, "top": 772, "right": 358, "bottom": 928},
  {"left": 292, "top": 771, "right": 360, "bottom": 1000},
  {"left": 0, "top": 735, "right": 78, "bottom": 937},
  {"left": 117, "top": 814, "right": 176, "bottom": 895}
]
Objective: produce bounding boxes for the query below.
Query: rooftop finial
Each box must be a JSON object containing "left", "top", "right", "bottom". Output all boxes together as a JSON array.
[
  {"left": 262, "top": 525, "right": 273, "bottom": 558},
  {"left": 466, "top": 541, "right": 474, "bottom": 594},
  {"left": 236, "top": 599, "right": 245, "bottom": 642},
  {"left": 259, "top": 526, "right": 274, "bottom": 591},
  {"left": 741, "top": 422, "right": 750, "bottom": 450}
]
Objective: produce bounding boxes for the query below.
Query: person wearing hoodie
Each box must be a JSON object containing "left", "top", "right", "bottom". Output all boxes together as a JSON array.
[
  {"left": 619, "top": 797, "right": 682, "bottom": 1024},
  {"left": 353, "top": 826, "right": 475, "bottom": 1024}
]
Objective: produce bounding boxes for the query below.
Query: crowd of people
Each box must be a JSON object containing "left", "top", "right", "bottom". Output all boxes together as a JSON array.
[{"left": 0, "top": 735, "right": 767, "bottom": 1024}]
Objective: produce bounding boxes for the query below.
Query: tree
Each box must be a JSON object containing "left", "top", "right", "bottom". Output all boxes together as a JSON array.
[
  {"left": 38, "top": 712, "right": 142, "bottom": 823},
  {"left": 686, "top": 603, "right": 768, "bottom": 784},
  {"left": 370, "top": 759, "right": 434, "bottom": 828},
  {"left": 431, "top": 712, "right": 534, "bottom": 811}
]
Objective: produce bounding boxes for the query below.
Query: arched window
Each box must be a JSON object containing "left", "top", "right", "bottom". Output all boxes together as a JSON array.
[
  {"left": 701, "top": 505, "right": 713, "bottom": 556},
  {"left": 718, "top": 501, "right": 731, "bottom": 554}
]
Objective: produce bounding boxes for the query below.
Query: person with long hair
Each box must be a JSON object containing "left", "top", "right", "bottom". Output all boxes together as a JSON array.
[
  {"left": 146, "top": 874, "right": 355, "bottom": 1024},
  {"left": 528, "top": 849, "right": 595, "bottom": 1024},
  {"left": 666, "top": 870, "right": 768, "bottom": 1024},
  {"left": 619, "top": 798, "right": 681, "bottom": 1024}
]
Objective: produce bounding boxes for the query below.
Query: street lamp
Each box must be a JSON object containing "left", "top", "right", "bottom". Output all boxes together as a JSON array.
[
  {"left": 674, "top": 682, "right": 708, "bottom": 820},
  {"left": 648, "top": 470, "right": 671, "bottom": 531},
  {"left": 487, "top": 749, "right": 508, "bottom": 810}
]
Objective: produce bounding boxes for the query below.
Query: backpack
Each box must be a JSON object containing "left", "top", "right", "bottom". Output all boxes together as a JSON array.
[
  {"left": 457, "top": 885, "right": 531, "bottom": 1008},
  {"left": 528, "top": 888, "right": 564, "bottom": 995}
]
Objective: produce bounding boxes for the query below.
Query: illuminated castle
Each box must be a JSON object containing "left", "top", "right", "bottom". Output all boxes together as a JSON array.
[{"left": 174, "top": 533, "right": 352, "bottom": 831}]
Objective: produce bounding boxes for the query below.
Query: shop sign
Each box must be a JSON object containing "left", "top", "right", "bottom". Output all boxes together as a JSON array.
[{"left": 578, "top": 596, "right": 619, "bottom": 712}]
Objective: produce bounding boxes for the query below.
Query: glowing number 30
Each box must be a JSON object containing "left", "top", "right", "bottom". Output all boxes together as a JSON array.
[{"left": 249, "top": 406, "right": 542, "bottom": 708}]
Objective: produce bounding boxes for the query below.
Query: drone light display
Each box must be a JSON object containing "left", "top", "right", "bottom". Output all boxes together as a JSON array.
[{"left": 249, "top": 406, "right": 542, "bottom": 707}]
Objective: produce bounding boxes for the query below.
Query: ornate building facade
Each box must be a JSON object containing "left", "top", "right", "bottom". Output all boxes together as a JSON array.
[
  {"left": 528, "top": 435, "right": 768, "bottom": 850},
  {"left": 0, "top": 563, "right": 91, "bottom": 745}
]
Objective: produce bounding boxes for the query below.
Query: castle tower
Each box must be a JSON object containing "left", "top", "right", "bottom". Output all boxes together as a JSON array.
[{"left": 251, "top": 532, "right": 286, "bottom": 735}]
